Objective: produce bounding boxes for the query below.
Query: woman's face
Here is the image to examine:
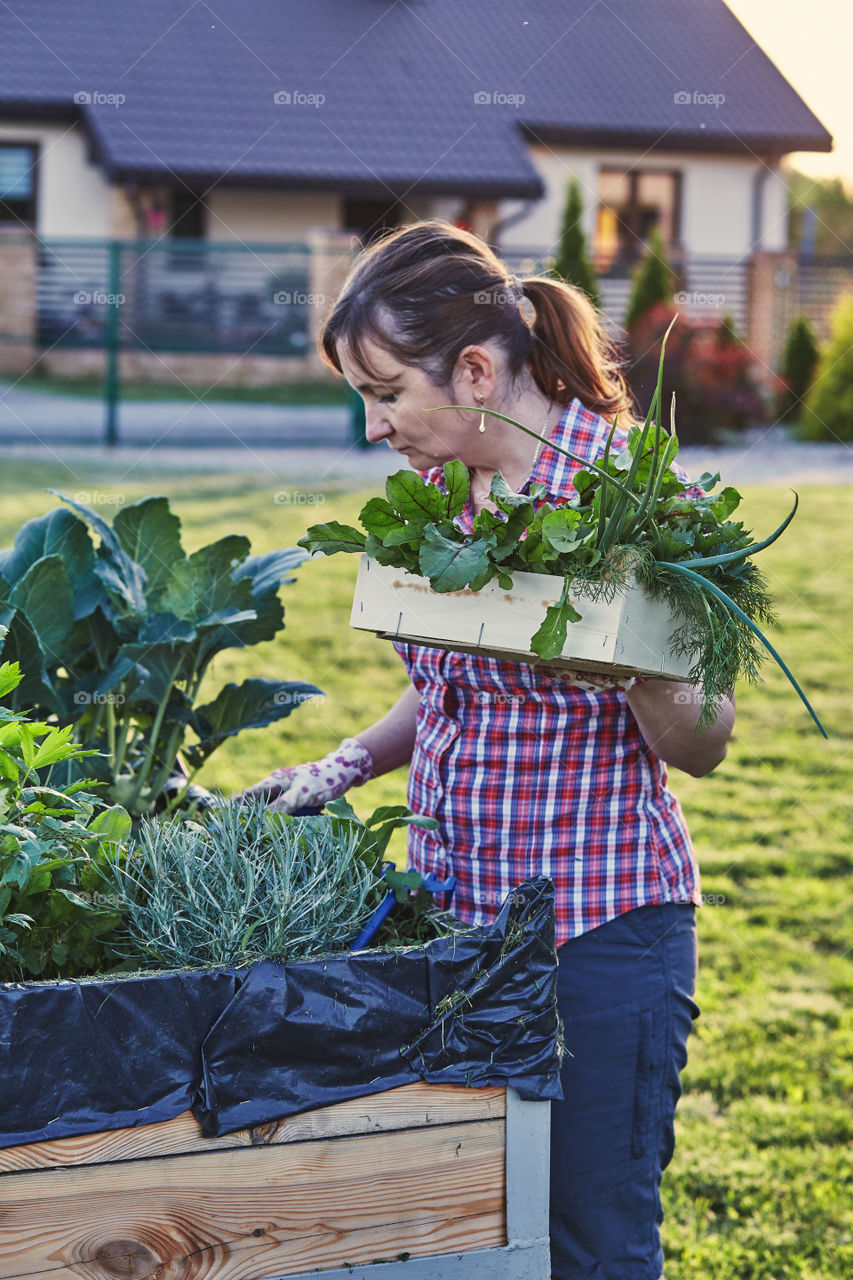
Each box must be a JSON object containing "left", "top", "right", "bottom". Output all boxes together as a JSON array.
[{"left": 337, "top": 334, "right": 492, "bottom": 473}]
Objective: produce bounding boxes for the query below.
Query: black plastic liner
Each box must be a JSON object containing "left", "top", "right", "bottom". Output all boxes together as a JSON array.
[{"left": 0, "top": 877, "right": 560, "bottom": 1149}]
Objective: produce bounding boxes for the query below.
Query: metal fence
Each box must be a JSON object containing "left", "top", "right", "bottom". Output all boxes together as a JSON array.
[
  {"left": 36, "top": 238, "right": 313, "bottom": 355},
  {"left": 2, "top": 233, "right": 852, "bottom": 446},
  {"left": 502, "top": 245, "right": 853, "bottom": 372},
  {"left": 502, "top": 248, "right": 751, "bottom": 331}
]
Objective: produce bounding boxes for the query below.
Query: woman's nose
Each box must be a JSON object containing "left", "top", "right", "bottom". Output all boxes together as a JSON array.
[{"left": 364, "top": 407, "right": 392, "bottom": 444}]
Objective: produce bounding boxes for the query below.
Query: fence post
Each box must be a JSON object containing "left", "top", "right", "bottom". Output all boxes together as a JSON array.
[
  {"left": 349, "top": 386, "right": 368, "bottom": 448},
  {"left": 104, "top": 239, "right": 121, "bottom": 446}
]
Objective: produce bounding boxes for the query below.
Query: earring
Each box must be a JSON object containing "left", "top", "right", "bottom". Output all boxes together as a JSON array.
[{"left": 476, "top": 394, "right": 486, "bottom": 433}]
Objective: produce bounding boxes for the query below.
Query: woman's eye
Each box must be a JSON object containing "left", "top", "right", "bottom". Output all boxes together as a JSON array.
[{"left": 378, "top": 393, "right": 397, "bottom": 404}]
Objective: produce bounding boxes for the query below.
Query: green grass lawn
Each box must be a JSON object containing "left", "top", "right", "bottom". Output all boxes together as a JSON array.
[{"left": 0, "top": 463, "right": 850, "bottom": 1278}]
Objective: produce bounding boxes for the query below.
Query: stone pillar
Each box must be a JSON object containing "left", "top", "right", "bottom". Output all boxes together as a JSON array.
[
  {"left": 746, "top": 249, "right": 799, "bottom": 387},
  {"left": 305, "top": 228, "right": 359, "bottom": 376},
  {"left": 110, "top": 186, "right": 140, "bottom": 239},
  {"left": 0, "top": 232, "right": 38, "bottom": 375}
]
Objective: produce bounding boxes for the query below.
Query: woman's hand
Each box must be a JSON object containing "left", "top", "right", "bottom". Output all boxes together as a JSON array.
[
  {"left": 625, "top": 680, "right": 736, "bottom": 777},
  {"left": 236, "top": 685, "right": 419, "bottom": 816},
  {"left": 235, "top": 738, "right": 373, "bottom": 814}
]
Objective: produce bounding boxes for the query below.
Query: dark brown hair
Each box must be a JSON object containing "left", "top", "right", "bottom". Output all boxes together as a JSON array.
[{"left": 320, "top": 219, "right": 634, "bottom": 421}]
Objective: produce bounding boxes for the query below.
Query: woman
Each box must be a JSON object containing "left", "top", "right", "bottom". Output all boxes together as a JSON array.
[{"left": 242, "top": 221, "right": 735, "bottom": 1280}]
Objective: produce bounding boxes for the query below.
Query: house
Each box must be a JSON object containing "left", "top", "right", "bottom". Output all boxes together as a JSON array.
[{"left": 0, "top": 0, "right": 833, "bottom": 383}]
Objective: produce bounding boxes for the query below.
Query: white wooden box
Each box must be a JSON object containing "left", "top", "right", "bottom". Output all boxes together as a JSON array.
[{"left": 350, "top": 555, "right": 696, "bottom": 680}]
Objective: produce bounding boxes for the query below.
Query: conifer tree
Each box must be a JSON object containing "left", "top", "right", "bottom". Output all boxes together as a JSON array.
[
  {"left": 802, "top": 297, "right": 853, "bottom": 441},
  {"left": 623, "top": 228, "right": 675, "bottom": 331},
  {"left": 551, "top": 178, "right": 601, "bottom": 307},
  {"left": 778, "top": 315, "right": 820, "bottom": 422}
]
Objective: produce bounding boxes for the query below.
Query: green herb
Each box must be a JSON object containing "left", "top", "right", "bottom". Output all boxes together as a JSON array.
[
  {"left": 0, "top": 645, "right": 132, "bottom": 981},
  {"left": 0, "top": 493, "right": 323, "bottom": 816}
]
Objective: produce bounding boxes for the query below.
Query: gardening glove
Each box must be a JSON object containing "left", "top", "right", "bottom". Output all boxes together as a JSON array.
[{"left": 235, "top": 737, "right": 374, "bottom": 814}]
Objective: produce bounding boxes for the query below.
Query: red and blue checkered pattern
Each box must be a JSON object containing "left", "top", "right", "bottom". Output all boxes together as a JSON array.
[{"left": 394, "top": 398, "right": 700, "bottom": 943}]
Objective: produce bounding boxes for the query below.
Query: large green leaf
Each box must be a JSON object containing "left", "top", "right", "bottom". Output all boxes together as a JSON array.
[
  {"left": 232, "top": 547, "right": 305, "bottom": 595},
  {"left": 0, "top": 661, "right": 21, "bottom": 701},
  {"left": 360, "top": 497, "right": 410, "bottom": 542},
  {"left": 186, "top": 677, "right": 325, "bottom": 768},
  {"left": 158, "top": 536, "right": 253, "bottom": 624},
  {"left": 489, "top": 472, "right": 535, "bottom": 512},
  {"left": 0, "top": 612, "right": 62, "bottom": 716},
  {"left": 442, "top": 461, "right": 470, "bottom": 517},
  {"left": 113, "top": 497, "right": 185, "bottom": 605},
  {"left": 386, "top": 471, "right": 446, "bottom": 523},
  {"left": 363, "top": 533, "right": 416, "bottom": 569},
  {"left": 529, "top": 578, "right": 583, "bottom": 660},
  {"left": 229, "top": 549, "right": 305, "bottom": 646},
  {"left": 541, "top": 508, "right": 589, "bottom": 554},
  {"left": 298, "top": 522, "right": 366, "bottom": 555},
  {"left": 0, "top": 508, "right": 102, "bottom": 621},
  {"left": 419, "top": 526, "right": 491, "bottom": 592},
  {"left": 9, "top": 556, "right": 75, "bottom": 659},
  {"left": 87, "top": 804, "right": 132, "bottom": 846},
  {"left": 49, "top": 491, "right": 147, "bottom": 616},
  {"left": 114, "top": 644, "right": 191, "bottom": 708}
]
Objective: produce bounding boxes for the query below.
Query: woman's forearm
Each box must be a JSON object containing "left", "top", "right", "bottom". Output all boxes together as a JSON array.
[
  {"left": 355, "top": 682, "right": 420, "bottom": 778},
  {"left": 625, "top": 680, "right": 735, "bottom": 777}
]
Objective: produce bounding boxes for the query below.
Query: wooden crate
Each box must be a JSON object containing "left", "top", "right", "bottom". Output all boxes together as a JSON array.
[
  {"left": 351, "top": 554, "right": 695, "bottom": 680},
  {"left": 0, "top": 1083, "right": 550, "bottom": 1280}
]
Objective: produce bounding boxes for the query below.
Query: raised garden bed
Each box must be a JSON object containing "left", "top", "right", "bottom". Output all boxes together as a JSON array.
[
  {"left": 0, "top": 879, "right": 560, "bottom": 1280},
  {"left": 0, "top": 1083, "right": 549, "bottom": 1280}
]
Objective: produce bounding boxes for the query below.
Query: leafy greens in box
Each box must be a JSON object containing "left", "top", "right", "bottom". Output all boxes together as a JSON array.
[{"left": 300, "top": 334, "right": 824, "bottom": 735}]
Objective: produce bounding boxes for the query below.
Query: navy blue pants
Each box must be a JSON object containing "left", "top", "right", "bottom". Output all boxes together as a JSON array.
[{"left": 549, "top": 903, "right": 700, "bottom": 1279}]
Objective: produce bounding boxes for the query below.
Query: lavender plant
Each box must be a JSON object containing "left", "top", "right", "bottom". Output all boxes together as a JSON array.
[{"left": 104, "top": 796, "right": 388, "bottom": 970}]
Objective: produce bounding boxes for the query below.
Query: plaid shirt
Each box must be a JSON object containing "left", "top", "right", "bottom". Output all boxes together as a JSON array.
[{"left": 393, "top": 398, "right": 700, "bottom": 945}]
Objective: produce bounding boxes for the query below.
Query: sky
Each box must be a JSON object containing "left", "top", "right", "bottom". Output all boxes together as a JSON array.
[{"left": 724, "top": 0, "right": 851, "bottom": 188}]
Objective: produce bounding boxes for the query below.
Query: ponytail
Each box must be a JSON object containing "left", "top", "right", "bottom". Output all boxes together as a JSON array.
[{"left": 521, "top": 277, "right": 636, "bottom": 423}]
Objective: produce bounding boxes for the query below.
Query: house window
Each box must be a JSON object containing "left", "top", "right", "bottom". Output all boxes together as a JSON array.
[
  {"left": 595, "top": 168, "right": 682, "bottom": 271},
  {"left": 0, "top": 144, "right": 37, "bottom": 226}
]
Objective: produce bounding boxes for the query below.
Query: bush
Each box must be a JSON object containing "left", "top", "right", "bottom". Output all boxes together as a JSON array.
[
  {"left": 800, "top": 294, "right": 853, "bottom": 441},
  {"left": 777, "top": 316, "right": 820, "bottom": 422},
  {"left": 623, "top": 228, "right": 675, "bottom": 332},
  {"left": 550, "top": 177, "right": 601, "bottom": 307},
  {"left": 626, "top": 303, "right": 766, "bottom": 444}
]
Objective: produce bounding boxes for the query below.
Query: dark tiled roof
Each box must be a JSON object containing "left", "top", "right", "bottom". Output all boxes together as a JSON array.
[{"left": 0, "top": 0, "right": 831, "bottom": 196}]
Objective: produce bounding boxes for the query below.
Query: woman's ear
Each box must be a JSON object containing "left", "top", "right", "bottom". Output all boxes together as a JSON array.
[{"left": 452, "top": 343, "right": 498, "bottom": 401}]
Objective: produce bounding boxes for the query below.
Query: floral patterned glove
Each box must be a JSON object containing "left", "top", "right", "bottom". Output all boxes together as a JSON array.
[{"left": 236, "top": 738, "right": 374, "bottom": 814}]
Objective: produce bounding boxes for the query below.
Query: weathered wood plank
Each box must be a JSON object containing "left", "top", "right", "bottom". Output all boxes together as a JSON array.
[
  {"left": 0, "top": 1119, "right": 506, "bottom": 1280},
  {"left": 0, "top": 1083, "right": 506, "bottom": 1172}
]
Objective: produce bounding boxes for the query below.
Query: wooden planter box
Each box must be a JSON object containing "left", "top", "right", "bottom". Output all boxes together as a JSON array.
[
  {"left": 0, "top": 1083, "right": 550, "bottom": 1280},
  {"left": 351, "top": 555, "right": 695, "bottom": 680}
]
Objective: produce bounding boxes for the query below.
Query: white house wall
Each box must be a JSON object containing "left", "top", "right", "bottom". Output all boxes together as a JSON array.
[
  {"left": 206, "top": 190, "right": 340, "bottom": 242},
  {"left": 0, "top": 121, "right": 112, "bottom": 238},
  {"left": 496, "top": 145, "right": 789, "bottom": 257}
]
